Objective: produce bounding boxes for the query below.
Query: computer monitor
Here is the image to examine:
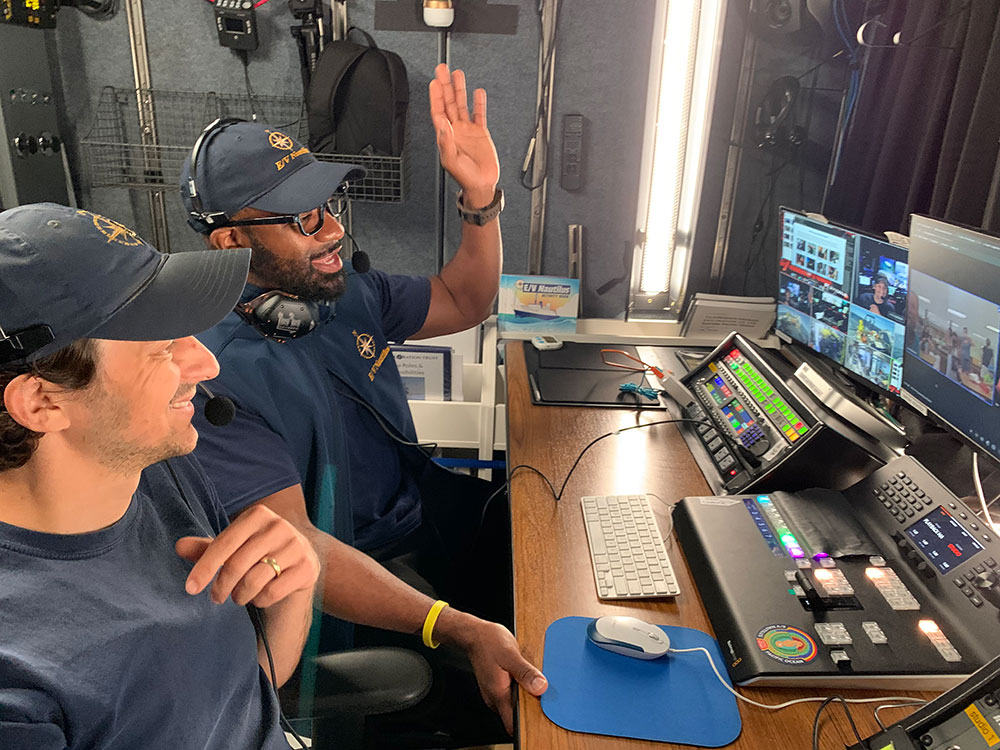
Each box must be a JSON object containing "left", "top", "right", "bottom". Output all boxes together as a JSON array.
[
  {"left": 776, "top": 207, "right": 908, "bottom": 395},
  {"left": 902, "top": 215, "right": 1000, "bottom": 461}
]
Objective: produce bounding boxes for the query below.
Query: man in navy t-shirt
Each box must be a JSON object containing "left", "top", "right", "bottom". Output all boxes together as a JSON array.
[
  {"left": 180, "top": 64, "right": 546, "bottom": 740},
  {"left": 0, "top": 204, "right": 321, "bottom": 749},
  {"left": 858, "top": 273, "right": 897, "bottom": 318}
]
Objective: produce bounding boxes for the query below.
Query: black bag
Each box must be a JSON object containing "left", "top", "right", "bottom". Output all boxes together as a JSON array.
[{"left": 306, "top": 27, "right": 408, "bottom": 156}]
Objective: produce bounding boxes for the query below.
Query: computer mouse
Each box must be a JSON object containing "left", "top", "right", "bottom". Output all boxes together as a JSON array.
[{"left": 586, "top": 615, "right": 670, "bottom": 660}]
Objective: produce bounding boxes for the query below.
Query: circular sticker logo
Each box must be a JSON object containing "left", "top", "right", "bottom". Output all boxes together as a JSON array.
[{"left": 755, "top": 624, "right": 817, "bottom": 664}]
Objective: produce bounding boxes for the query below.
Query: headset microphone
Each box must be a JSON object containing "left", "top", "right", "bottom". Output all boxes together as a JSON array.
[
  {"left": 341, "top": 227, "right": 370, "bottom": 274},
  {"left": 197, "top": 383, "right": 236, "bottom": 427}
]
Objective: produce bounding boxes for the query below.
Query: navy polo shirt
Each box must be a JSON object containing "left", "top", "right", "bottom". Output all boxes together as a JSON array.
[{"left": 192, "top": 268, "right": 431, "bottom": 553}]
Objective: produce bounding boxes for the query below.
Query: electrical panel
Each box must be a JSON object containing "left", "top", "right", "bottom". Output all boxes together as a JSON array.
[{"left": 0, "top": 23, "right": 73, "bottom": 207}]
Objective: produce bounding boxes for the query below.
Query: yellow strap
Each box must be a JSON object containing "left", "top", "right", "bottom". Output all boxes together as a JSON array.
[{"left": 421, "top": 600, "right": 449, "bottom": 649}]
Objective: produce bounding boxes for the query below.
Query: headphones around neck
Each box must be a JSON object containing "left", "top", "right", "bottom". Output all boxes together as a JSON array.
[{"left": 235, "top": 292, "right": 321, "bottom": 342}]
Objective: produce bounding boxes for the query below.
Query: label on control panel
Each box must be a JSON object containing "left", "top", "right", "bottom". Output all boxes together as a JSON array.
[
  {"left": 964, "top": 704, "right": 1000, "bottom": 747},
  {"left": 755, "top": 624, "right": 818, "bottom": 664}
]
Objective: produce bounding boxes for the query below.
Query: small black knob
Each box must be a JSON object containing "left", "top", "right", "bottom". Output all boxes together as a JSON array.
[{"left": 13, "top": 132, "right": 30, "bottom": 155}]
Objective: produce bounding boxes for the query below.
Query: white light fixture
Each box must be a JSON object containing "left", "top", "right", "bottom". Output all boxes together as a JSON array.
[
  {"left": 423, "top": 0, "right": 455, "bottom": 28},
  {"left": 629, "top": 0, "right": 727, "bottom": 318}
]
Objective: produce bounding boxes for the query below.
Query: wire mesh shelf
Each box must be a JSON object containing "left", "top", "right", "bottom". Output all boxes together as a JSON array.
[{"left": 80, "top": 87, "right": 407, "bottom": 202}]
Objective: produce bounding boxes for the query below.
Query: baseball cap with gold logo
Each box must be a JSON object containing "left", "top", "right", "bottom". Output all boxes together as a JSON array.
[
  {"left": 179, "top": 120, "right": 366, "bottom": 234},
  {"left": 0, "top": 204, "right": 251, "bottom": 364}
]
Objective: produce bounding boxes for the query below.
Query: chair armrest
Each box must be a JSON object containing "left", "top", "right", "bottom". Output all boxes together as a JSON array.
[{"left": 308, "top": 647, "right": 433, "bottom": 717}]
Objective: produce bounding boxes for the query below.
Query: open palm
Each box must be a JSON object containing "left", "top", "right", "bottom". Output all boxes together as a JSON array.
[{"left": 429, "top": 64, "right": 500, "bottom": 198}]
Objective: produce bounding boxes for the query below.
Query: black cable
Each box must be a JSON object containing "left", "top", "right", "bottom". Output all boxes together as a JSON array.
[
  {"left": 249, "top": 605, "right": 309, "bottom": 750},
  {"left": 742, "top": 151, "right": 792, "bottom": 294},
  {"left": 238, "top": 49, "right": 262, "bottom": 122},
  {"left": 474, "top": 418, "right": 710, "bottom": 546},
  {"left": 873, "top": 700, "right": 925, "bottom": 731},
  {"left": 165, "top": 460, "right": 307, "bottom": 749},
  {"left": 328, "top": 383, "right": 439, "bottom": 457},
  {"left": 811, "top": 695, "right": 864, "bottom": 750}
]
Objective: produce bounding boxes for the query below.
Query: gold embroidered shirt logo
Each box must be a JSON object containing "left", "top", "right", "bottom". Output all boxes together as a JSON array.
[
  {"left": 78, "top": 210, "right": 143, "bottom": 246},
  {"left": 354, "top": 330, "right": 376, "bottom": 359},
  {"left": 267, "top": 131, "right": 294, "bottom": 151}
]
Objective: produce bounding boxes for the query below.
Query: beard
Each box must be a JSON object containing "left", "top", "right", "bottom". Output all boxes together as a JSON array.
[
  {"left": 245, "top": 230, "right": 347, "bottom": 302},
  {"left": 83, "top": 381, "right": 198, "bottom": 476}
]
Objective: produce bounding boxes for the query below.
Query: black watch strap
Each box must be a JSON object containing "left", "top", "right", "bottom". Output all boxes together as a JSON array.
[{"left": 456, "top": 188, "right": 504, "bottom": 226}]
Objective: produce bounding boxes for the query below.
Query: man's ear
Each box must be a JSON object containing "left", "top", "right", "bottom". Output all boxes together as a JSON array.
[
  {"left": 3, "top": 374, "right": 73, "bottom": 434},
  {"left": 208, "top": 226, "right": 245, "bottom": 250}
]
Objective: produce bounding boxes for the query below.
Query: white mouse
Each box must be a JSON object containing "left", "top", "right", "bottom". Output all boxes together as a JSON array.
[{"left": 586, "top": 615, "right": 670, "bottom": 660}]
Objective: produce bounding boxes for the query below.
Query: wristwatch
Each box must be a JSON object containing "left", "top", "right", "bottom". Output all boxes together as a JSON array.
[{"left": 456, "top": 188, "right": 504, "bottom": 226}]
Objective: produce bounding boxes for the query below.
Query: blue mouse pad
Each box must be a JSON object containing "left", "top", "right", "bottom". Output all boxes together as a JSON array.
[{"left": 540, "top": 617, "right": 742, "bottom": 746}]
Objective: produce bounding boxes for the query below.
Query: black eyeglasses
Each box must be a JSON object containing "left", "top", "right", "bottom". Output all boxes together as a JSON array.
[{"left": 221, "top": 185, "right": 350, "bottom": 237}]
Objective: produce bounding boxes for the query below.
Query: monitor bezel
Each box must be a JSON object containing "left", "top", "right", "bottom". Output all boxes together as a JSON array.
[{"left": 776, "top": 205, "right": 908, "bottom": 402}]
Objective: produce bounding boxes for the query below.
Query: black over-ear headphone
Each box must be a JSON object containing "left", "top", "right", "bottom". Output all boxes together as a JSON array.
[
  {"left": 185, "top": 116, "right": 247, "bottom": 231},
  {"left": 754, "top": 76, "right": 804, "bottom": 150}
]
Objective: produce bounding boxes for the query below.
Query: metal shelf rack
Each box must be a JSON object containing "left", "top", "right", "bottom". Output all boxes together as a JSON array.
[{"left": 81, "top": 87, "right": 407, "bottom": 203}]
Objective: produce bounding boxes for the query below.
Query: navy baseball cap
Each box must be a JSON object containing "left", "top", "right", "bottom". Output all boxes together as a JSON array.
[
  {"left": 179, "top": 120, "right": 366, "bottom": 234},
  {"left": 0, "top": 203, "right": 251, "bottom": 365}
]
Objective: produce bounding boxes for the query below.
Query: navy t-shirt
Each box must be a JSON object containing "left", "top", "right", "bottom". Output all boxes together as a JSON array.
[
  {"left": 857, "top": 292, "right": 896, "bottom": 318},
  {"left": 192, "top": 268, "right": 431, "bottom": 552},
  {"left": 0, "top": 456, "right": 289, "bottom": 750}
]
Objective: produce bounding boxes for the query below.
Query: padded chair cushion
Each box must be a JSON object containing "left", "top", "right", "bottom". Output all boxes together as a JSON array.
[{"left": 310, "top": 647, "right": 433, "bottom": 716}]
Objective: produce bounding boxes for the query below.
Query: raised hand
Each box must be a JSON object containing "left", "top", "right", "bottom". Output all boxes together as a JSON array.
[
  {"left": 176, "top": 503, "right": 320, "bottom": 608},
  {"left": 429, "top": 63, "right": 499, "bottom": 206}
]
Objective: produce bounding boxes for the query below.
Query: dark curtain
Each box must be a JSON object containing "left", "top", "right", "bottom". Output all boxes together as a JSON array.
[{"left": 823, "top": 0, "right": 1000, "bottom": 235}]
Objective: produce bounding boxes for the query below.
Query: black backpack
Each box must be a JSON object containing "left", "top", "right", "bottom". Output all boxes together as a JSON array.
[{"left": 306, "top": 27, "right": 408, "bottom": 157}]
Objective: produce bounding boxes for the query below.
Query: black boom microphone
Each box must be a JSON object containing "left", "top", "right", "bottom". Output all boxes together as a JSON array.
[
  {"left": 342, "top": 228, "right": 370, "bottom": 273},
  {"left": 197, "top": 383, "right": 236, "bottom": 427}
]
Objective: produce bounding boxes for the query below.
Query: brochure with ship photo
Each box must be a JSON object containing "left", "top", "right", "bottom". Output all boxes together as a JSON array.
[{"left": 498, "top": 275, "right": 579, "bottom": 334}]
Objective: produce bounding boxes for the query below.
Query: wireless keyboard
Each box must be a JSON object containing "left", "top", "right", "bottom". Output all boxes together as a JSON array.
[{"left": 581, "top": 494, "right": 681, "bottom": 599}]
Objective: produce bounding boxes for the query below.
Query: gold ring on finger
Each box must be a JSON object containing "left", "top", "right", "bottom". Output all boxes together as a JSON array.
[{"left": 259, "top": 556, "right": 282, "bottom": 578}]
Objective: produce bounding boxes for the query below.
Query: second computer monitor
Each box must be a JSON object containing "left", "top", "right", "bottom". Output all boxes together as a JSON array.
[
  {"left": 903, "top": 215, "right": 1000, "bottom": 461},
  {"left": 776, "top": 207, "right": 908, "bottom": 395}
]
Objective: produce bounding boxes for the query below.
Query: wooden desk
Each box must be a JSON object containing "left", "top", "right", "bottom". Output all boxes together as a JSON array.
[{"left": 505, "top": 342, "right": 933, "bottom": 749}]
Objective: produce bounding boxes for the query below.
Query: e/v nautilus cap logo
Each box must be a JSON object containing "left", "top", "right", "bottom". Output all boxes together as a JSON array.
[
  {"left": 266, "top": 130, "right": 295, "bottom": 151},
  {"left": 755, "top": 624, "right": 817, "bottom": 665},
  {"left": 353, "top": 330, "right": 376, "bottom": 359},
  {"left": 77, "top": 209, "right": 144, "bottom": 247}
]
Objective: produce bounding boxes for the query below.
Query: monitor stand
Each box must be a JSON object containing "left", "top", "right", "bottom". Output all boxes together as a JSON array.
[{"left": 780, "top": 347, "right": 909, "bottom": 456}]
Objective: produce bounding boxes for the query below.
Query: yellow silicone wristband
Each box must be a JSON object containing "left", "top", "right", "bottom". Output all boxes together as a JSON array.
[{"left": 421, "top": 600, "right": 449, "bottom": 649}]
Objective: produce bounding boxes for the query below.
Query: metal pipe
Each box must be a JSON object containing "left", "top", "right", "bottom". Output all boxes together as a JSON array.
[
  {"left": 124, "top": 0, "right": 169, "bottom": 251},
  {"left": 527, "top": 0, "right": 558, "bottom": 275}
]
